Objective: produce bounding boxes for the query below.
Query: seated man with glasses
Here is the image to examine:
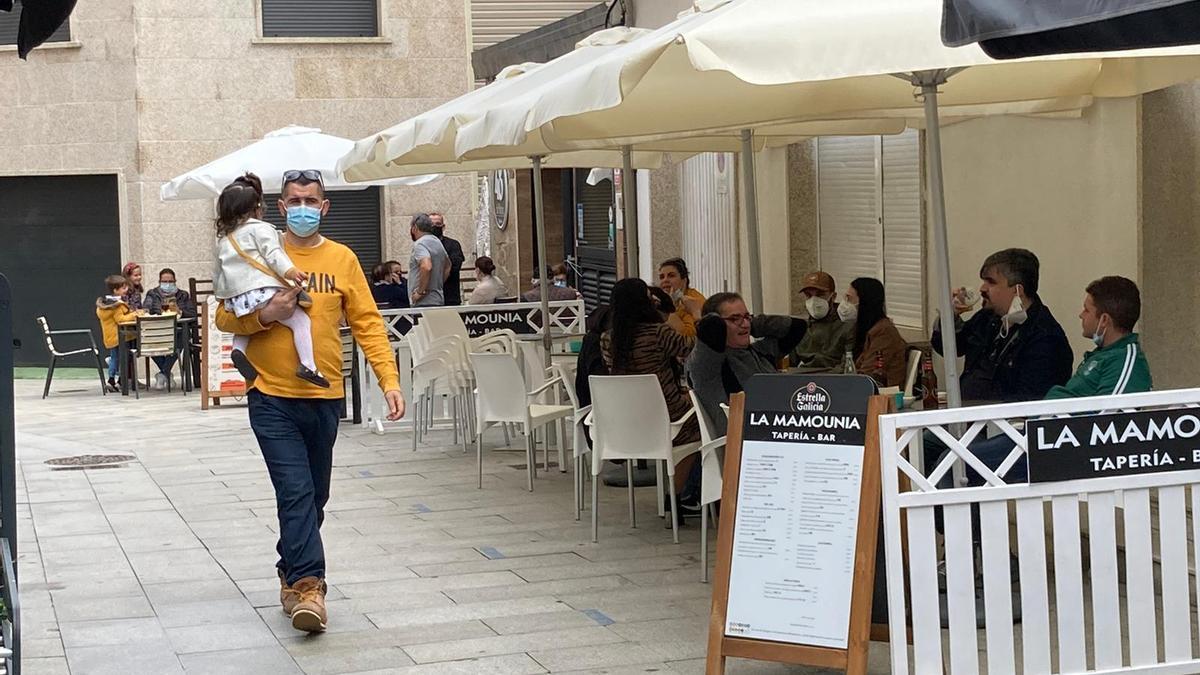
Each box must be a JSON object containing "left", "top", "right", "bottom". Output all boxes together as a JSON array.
[{"left": 686, "top": 292, "right": 808, "bottom": 437}]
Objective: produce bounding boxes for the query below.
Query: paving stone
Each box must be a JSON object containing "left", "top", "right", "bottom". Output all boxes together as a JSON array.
[
  {"left": 293, "top": 646, "right": 417, "bottom": 674},
  {"left": 528, "top": 642, "right": 668, "bottom": 672},
  {"left": 21, "top": 656, "right": 71, "bottom": 675},
  {"left": 178, "top": 645, "right": 302, "bottom": 674},
  {"left": 65, "top": 640, "right": 185, "bottom": 675},
  {"left": 402, "top": 626, "right": 626, "bottom": 664},
  {"left": 154, "top": 598, "right": 265, "bottom": 628},
  {"left": 368, "top": 596, "right": 571, "bottom": 629},
  {"left": 348, "top": 653, "right": 547, "bottom": 674},
  {"left": 52, "top": 593, "right": 155, "bottom": 623},
  {"left": 166, "top": 620, "right": 280, "bottom": 654},
  {"left": 59, "top": 617, "right": 166, "bottom": 647}
]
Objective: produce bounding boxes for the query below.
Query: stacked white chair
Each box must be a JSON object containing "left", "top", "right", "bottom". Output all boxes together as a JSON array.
[
  {"left": 586, "top": 375, "right": 700, "bottom": 545},
  {"left": 408, "top": 322, "right": 475, "bottom": 453},
  {"left": 689, "top": 391, "right": 726, "bottom": 583},
  {"left": 469, "top": 352, "right": 573, "bottom": 492}
]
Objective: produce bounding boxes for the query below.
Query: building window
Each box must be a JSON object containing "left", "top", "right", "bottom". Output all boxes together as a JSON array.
[
  {"left": 260, "top": 0, "right": 379, "bottom": 38},
  {"left": 1, "top": 0, "right": 71, "bottom": 47},
  {"left": 817, "top": 129, "right": 925, "bottom": 329}
]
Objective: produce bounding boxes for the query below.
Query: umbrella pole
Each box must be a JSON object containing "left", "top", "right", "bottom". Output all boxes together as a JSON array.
[
  {"left": 621, "top": 146, "right": 640, "bottom": 278},
  {"left": 916, "top": 71, "right": 963, "bottom": 410},
  {"left": 531, "top": 155, "right": 553, "bottom": 368},
  {"left": 740, "top": 129, "right": 765, "bottom": 313}
]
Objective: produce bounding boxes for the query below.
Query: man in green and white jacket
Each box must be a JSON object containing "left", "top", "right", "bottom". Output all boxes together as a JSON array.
[
  {"left": 948, "top": 275, "right": 1152, "bottom": 485},
  {"left": 1044, "top": 275, "right": 1151, "bottom": 399}
]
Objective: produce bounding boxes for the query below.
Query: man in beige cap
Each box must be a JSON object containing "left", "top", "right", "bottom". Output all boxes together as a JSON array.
[{"left": 789, "top": 270, "right": 855, "bottom": 371}]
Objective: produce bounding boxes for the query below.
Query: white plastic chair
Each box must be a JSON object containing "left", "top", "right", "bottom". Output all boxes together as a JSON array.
[
  {"left": 470, "top": 352, "right": 573, "bottom": 492},
  {"left": 586, "top": 375, "right": 700, "bottom": 545},
  {"left": 551, "top": 362, "right": 590, "bottom": 520},
  {"left": 421, "top": 308, "right": 516, "bottom": 355},
  {"left": 689, "top": 391, "right": 726, "bottom": 583}
]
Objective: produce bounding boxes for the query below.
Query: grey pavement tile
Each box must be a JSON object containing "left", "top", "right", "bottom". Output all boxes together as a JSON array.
[
  {"left": 483, "top": 609, "right": 608, "bottom": 635},
  {"left": 402, "top": 625, "right": 626, "bottom": 664},
  {"left": 347, "top": 653, "right": 547, "bottom": 674},
  {"left": 335, "top": 570, "right": 527, "bottom": 599},
  {"left": 52, "top": 594, "right": 155, "bottom": 623},
  {"left": 21, "top": 656, "right": 71, "bottom": 675},
  {"left": 154, "top": 597, "right": 265, "bottom": 628},
  {"left": 143, "top": 578, "right": 246, "bottom": 608},
  {"left": 48, "top": 576, "right": 146, "bottom": 601},
  {"left": 444, "top": 575, "right": 635, "bottom": 605},
  {"left": 116, "top": 533, "right": 207, "bottom": 553},
  {"left": 408, "top": 552, "right": 584, "bottom": 578},
  {"left": 293, "top": 646, "right": 417, "bottom": 674},
  {"left": 278, "top": 621, "right": 497, "bottom": 659},
  {"left": 22, "top": 637, "right": 66, "bottom": 658},
  {"left": 59, "top": 617, "right": 167, "bottom": 648},
  {"left": 528, "top": 642, "right": 668, "bottom": 673},
  {"left": 608, "top": 618, "right": 708, "bottom": 662},
  {"left": 179, "top": 645, "right": 302, "bottom": 674},
  {"left": 66, "top": 640, "right": 185, "bottom": 675},
  {"left": 514, "top": 554, "right": 698, "bottom": 584},
  {"left": 367, "top": 597, "right": 570, "bottom": 629},
  {"left": 166, "top": 620, "right": 279, "bottom": 654}
]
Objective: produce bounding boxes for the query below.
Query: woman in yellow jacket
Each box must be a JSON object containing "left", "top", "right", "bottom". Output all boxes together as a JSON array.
[
  {"left": 658, "top": 257, "right": 704, "bottom": 337},
  {"left": 96, "top": 274, "right": 139, "bottom": 390}
]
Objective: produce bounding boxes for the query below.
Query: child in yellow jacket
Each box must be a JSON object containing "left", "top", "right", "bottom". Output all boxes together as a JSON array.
[{"left": 96, "top": 274, "right": 139, "bottom": 391}]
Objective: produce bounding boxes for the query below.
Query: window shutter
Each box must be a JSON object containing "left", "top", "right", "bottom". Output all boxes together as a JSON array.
[
  {"left": 882, "top": 129, "right": 924, "bottom": 328},
  {"left": 680, "top": 153, "right": 739, "bottom": 295},
  {"left": 1, "top": 1, "right": 71, "bottom": 46},
  {"left": 817, "top": 136, "right": 883, "bottom": 294},
  {"left": 261, "top": 188, "right": 382, "bottom": 276},
  {"left": 261, "top": 0, "right": 378, "bottom": 38}
]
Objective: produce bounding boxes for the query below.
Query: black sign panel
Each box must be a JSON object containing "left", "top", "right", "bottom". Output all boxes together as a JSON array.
[
  {"left": 459, "top": 307, "right": 538, "bottom": 338},
  {"left": 1028, "top": 409, "right": 1200, "bottom": 483},
  {"left": 743, "top": 374, "right": 877, "bottom": 447}
]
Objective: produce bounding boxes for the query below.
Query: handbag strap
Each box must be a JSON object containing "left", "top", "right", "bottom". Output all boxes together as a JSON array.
[{"left": 227, "top": 233, "right": 288, "bottom": 285}]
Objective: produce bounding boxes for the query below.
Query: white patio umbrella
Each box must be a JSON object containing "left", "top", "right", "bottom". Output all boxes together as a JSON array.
[
  {"left": 450, "top": 0, "right": 1200, "bottom": 409},
  {"left": 160, "top": 125, "right": 440, "bottom": 201}
]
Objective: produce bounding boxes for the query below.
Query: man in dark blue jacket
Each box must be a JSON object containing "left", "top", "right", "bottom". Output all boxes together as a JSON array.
[{"left": 933, "top": 248, "right": 1074, "bottom": 402}]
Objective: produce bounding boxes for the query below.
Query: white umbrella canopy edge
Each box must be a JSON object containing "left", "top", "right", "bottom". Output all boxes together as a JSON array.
[{"left": 160, "top": 125, "right": 440, "bottom": 201}]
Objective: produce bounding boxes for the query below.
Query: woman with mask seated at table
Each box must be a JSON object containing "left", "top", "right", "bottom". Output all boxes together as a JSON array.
[
  {"left": 143, "top": 267, "right": 197, "bottom": 390},
  {"left": 839, "top": 277, "right": 908, "bottom": 387}
]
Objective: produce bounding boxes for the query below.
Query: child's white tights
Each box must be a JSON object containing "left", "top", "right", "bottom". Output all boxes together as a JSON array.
[{"left": 232, "top": 309, "right": 318, "bottom": 373}]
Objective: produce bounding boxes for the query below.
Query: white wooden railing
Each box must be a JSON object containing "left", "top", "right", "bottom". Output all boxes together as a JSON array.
[
  {"left": 879, "top": 388, "right": 1200, "bottom": 674},
  {"left": 358, "top": 300, "right": 586, "bottom": 433}
]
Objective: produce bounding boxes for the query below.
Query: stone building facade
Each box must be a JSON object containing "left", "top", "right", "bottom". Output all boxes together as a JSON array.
[{"left": 1, "top": 0, "right": 474, "bottom": 287}]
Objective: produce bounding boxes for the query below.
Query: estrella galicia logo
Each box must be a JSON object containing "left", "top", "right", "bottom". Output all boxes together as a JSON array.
[{"left": 790, "top": 382, "right": 831, "bottom": 413}]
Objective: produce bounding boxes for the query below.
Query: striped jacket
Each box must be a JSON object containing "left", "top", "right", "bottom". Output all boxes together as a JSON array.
[{"left": 1045, "top": 333, "right": 1151, "bottom": 400}]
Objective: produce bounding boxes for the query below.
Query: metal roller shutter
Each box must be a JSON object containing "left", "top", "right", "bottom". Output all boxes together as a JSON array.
[
  {"left": 261, "top": 188, "right": 382, "bottom": 276},
  {"left": 0, "top": 0, "right": 71, "bottom": 45},
  {"left": 261, "top": 0, "right": 378, "bottom": 38}
]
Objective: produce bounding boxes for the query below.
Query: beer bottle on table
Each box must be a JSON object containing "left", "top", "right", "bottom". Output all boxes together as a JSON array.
[{"left": 921, "top": 355, "right": 939, "bottom": 410}]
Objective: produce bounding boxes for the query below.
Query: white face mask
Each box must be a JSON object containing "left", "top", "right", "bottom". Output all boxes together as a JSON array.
[
  {"left": 1000, "top": 292, "right": 1028, "bottom": 337},
  {"left": 670, "top": 288, "right": 684, "bottom": 303},
  {"left": 837, "top": 301, "right": 858, "bottom": 323},
  {"left": 1091, "top": 316, "right": 1108, "bottom": 348},
  {"left": 805, "top": 296, "right": 830, "bottom": 321}
]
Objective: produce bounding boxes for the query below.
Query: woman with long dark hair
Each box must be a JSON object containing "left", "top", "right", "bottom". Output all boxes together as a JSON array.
[
  {"left": 599, "top": 278, "right": 700, "bottom": 496},
  {"left": 840, "top": 277, "right": 908, "bottom": 387}
]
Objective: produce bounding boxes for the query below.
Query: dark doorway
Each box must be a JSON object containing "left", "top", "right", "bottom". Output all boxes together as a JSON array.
[
  {"left": 0, "top": 175, "right": 121, "bottom": 367},
  {"left": 261, "top": 187, "right": 382, "bottom": 278}
]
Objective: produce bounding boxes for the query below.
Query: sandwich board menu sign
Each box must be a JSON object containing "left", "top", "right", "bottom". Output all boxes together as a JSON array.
[{"left": 707, "top": 374, "right": 886, "bottom": 674}]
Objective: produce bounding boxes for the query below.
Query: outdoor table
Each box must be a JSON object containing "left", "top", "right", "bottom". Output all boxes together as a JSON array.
[{"left": 116, "top": 314, "right": 198, "bottom": 396}]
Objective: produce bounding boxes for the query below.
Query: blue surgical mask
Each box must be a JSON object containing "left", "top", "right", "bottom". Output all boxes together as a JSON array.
[
  {"left": 286, "top": 205, "right": 322, "bottom": 237},
  {"left": 160, "top": 283, "right": 177, "bottom": 295}
]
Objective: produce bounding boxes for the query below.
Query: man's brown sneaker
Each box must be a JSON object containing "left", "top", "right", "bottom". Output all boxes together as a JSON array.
[
  {"left": 290, "top": 576, "right": 327, "bottom": 633},
  {"left": 278, "top": 570, "right": 299, "bottom": 616}
]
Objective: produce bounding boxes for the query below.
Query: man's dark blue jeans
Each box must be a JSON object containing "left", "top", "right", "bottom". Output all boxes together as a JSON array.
[{"left": 248, "top": 390, "right": 343, "bottom": 585}]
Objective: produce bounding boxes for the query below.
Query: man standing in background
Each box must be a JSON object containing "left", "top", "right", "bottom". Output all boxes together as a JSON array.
[
  {"left": 430, "top": 212, "right": 465, "bottom": 306},
  {"left": 409, "top": 213, "right": 450, "bottom": 307}
]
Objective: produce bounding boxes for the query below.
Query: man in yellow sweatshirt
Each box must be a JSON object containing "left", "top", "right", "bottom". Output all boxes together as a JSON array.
[{"left": 216, "top": 170, "right": 404, "bottom": 634}]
